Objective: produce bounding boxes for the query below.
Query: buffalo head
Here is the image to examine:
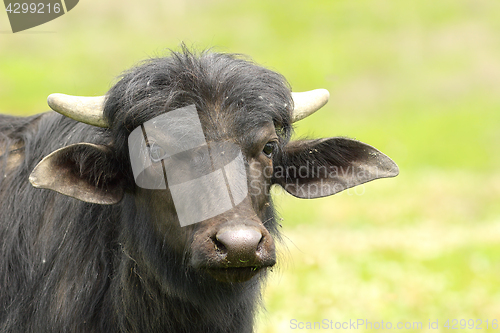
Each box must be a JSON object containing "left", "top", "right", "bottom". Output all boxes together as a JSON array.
[{"left": 29, "top": 50, "right": 398, "bottom": 284}]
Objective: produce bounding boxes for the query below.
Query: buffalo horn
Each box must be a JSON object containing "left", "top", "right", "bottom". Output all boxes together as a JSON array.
[
  {"left": 47, "top": 93, "right": 108, "bottom": 128},
  {"left": 47, "top": 88, "right": 330, "bottom": 127},
  {"left": 291, "top": 89, "right": 330, "bottom": 123}
]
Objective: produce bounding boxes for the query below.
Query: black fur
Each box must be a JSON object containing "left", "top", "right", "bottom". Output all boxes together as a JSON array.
[{"left": 0, "top": 49, "right": 293, "bottom": 332}]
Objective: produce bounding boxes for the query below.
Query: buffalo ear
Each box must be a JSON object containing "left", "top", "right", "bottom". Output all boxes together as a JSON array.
[
  {"left": 273, "top": 138, "right": 399, "bottom": 199},
  {"left": 29, "top": 143, "right": 124, "bottom": 205}
]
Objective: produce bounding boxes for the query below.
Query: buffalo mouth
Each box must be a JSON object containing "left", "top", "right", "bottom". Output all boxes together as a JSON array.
[{"left": 205, "top": 266, "right": 267, "bottom": 283}]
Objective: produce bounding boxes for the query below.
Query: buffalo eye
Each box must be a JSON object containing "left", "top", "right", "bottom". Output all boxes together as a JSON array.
[
  {"left": 262, "top": 142, "right": 276, "bottom": 158},
  {"left": 149, "top": 142, "right": 167, "bottom": 162}
]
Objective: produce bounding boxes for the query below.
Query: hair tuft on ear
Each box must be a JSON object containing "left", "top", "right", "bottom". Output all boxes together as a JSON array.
[
  {"left": 29, "top": 143, "right": 124, "bottom": 205},
  {"left": 273, "top": 137, "right": 398, "bottom": 199}
]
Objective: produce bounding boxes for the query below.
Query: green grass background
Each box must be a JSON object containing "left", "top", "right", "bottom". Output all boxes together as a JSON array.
[{"left": 1, "top": 0, "right": 500, "bottom": 332}]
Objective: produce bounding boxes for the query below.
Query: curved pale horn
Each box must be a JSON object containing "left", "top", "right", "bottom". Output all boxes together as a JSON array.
[
  {"left": 47, "top": 93, "right": 108, "bottom": 128},
  {"left": 48, "top": 89, "right": 329, "bottom": 127},
  {"left": 291, "top": 89, "right": 330, "bottom": 123}
]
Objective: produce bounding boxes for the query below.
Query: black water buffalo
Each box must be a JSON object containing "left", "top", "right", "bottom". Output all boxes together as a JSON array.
[{"left": 0, "top": 48, "right": 398, "bottom": 332}]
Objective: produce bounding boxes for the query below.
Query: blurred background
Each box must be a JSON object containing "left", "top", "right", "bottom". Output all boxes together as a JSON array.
[{"left": 1, "top": 0, "right": 500, "bottom": 331}]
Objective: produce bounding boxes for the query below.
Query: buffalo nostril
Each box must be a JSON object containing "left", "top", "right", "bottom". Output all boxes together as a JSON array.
[{"left": 215, "top": 226, "right": 263, "bottom": 260}]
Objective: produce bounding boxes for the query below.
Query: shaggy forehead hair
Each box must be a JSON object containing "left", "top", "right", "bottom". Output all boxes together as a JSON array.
[{"left": 103, "top": 48, "right": 294, "bottom": 159}]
